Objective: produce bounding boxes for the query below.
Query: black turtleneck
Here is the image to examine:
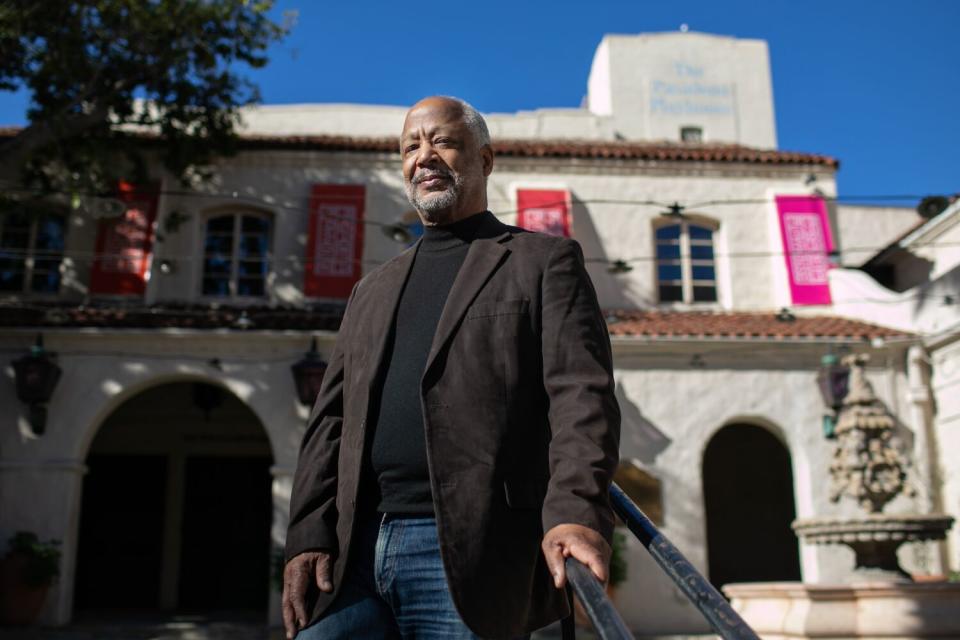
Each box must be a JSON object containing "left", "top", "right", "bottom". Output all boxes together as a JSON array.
[{"left": 368, "top": 211, "right": 495, "bottom": 515}]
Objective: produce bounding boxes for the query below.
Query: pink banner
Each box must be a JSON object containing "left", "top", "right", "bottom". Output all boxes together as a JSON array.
[
  {"left": 517, "top": 189, "right": 571, "bottom": 237},
  {"left": 304, "top": 184, "right": 364, "bottom": 299},
  {"left": 775, "top": 195, "right": 834, "bottom": 305}
]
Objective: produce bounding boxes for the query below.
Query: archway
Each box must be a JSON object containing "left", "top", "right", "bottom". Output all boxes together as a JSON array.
[
  {"left": 73, "top": 381, "right": 274, "bottom": 616},
  {"left": 702, "top": 423, "right": 801, "bottom": 590}
]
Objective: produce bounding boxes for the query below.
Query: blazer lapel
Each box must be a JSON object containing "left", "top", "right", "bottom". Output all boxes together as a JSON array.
[
  {"left": 364, "top": 242, "right": 419, "bottom": 394},
  {"left": 423, "top": 233, "right": 511, "bottom": 377}
]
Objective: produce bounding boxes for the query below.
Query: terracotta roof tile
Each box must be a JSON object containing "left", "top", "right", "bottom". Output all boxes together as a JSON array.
[
  {"left": 239, "top": 134, "right": 838, "bottom": 168},
  {"left": 605, "top": 310, "right": 911, "bottom": 340},
  {"left": 0, "top": 302, "right": 345, "bottom": 332},
  {"left": 0, "top": 126, "right": 838, "bottom": 168},
  {"left": 0, "top": 302, "right": 908, "bottom": 340}
]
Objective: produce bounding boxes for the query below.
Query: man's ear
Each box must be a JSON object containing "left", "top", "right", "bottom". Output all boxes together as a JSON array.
[{"left": 480, "top": 144, "right": 494, "bottom": 177}]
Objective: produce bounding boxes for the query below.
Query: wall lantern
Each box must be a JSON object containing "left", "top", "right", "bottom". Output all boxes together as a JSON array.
[
  {"left": 11, "top": 334, "right": 62, "bottom": 435},
  {"left": 291, "top": 338, "right": 328, "bottom": 406},
  {"left": 816, "top": 353, "right": 850, "bottom": 439}
]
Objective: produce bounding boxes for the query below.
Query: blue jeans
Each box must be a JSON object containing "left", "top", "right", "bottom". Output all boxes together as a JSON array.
[{"left": 297, "top": 515, "right": 529, "bottom": 640}]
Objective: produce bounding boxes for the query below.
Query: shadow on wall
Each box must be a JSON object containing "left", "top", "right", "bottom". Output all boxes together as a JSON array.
[
  {"left": 570, "top": 196, "right": 649, "bottom": 309},
  {"left": 911, "top": 261, "right": 960, "bottom": 318},
  {"left": 144, "top": 161, "right": 413, "bottom": 307},
  {"left": 616, "top": 381, "right": 671, "bottom": 466}
]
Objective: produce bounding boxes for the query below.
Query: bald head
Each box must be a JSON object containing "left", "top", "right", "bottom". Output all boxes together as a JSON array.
[{"left": 400, "top": 96, "right": 494, "bottom": 226}]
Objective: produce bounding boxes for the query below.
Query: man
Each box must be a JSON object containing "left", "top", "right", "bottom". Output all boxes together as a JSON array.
[{"left": 283, "top": 96, "right": 620, "bottom": 639}]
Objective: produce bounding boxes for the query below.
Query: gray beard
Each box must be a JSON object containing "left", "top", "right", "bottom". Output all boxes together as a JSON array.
[{"left": 405, "top": 175, "right": 463, "bottom": 225}]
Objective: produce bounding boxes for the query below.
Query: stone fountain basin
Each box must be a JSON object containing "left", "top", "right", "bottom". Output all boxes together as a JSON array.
[
  {"left": 725, "top": 581, "right": 960, "bottom": 640},
  {"left": 792, "top": 514, "right": 954, "bottom": 544}
]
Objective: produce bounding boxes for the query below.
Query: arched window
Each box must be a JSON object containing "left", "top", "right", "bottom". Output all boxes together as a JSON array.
[
  {"left": 0, "top": 211, "right": 67, "bottom": 294},
  {"left": 201, "top": 211, "right": 272, "bottom": 298},
  {"left": 654, "top": 218, "right": 718, "bottom": 303}
]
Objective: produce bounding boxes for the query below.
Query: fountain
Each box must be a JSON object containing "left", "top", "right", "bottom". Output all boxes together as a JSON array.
[{"left": 724, "top": 355, "right": 960, "bottom": 639}]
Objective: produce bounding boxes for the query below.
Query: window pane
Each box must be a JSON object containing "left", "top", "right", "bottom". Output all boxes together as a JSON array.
[
  {"left": 693, "top": 285, "right": 718, "bottom": 302},
  {"left": 207, "top": 215, "right": 235, "bottom": 232},
  {"left": 203, "top": 256, "right": 232, "bottom": 275},
  {"left": 239, "top": 234, "right": 268, "bottom": 258},
  {"left": 655, "top": 242, "right": 681, "bottom": 259},
  {"left": 204, "top": 215, "right": 236, "bottom": 291},
  {"left": 202, "top": 277, "right": 231, "bottom": 296},
  {"left": 203, "top": 213, "right": 270, "bottom": 298},
  {"left": 204, "top": 234, "right": 233, "bottom": 255},
  {"left": 692, "top": 265, "right": 716, "bottom": 281},
  {"left": 657, "top": 263, "right": 682, "bottom": 281},
  {"left": 237, "top": 278, "right": 264, "bottom": 297},
  {"left": 690, "top": 244, "right": 714, "bottom": 260},
  {"left": 659, "top": 284, "right": 683, "bottom": 301},
  {"left": 237, "top": 259, "right": 267, "bottom": 277},
  {"left": 0, "top": 262, "right": 24, "bottom": 291},
  {"left": 655, "top": 224, "right": 681, "bottom": 240},
  {"left": 241, "top": 216, "right": 269, "bottom": 233},
  {"left": 689, "top": 224, "right": 713, "bottom": 240},
  {"left": 31, "top": 270, "right": 61, "bottom": 293},
  {"left": 0, "top": 214, "right": 30, "bottom": 292},
  {"left": 681, "top": 126, "right": 703, "bottom": 142},
  {"left": 31, "top": 216, "right": 66, "bottom": 293},
  {"left": 35, "top": 216, "right": 66, "bottom": 251}
]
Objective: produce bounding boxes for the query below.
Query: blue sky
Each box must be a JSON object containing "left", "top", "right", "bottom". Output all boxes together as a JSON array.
[{"left": 1, "top": 0, "right": 956, "bottom": 203}]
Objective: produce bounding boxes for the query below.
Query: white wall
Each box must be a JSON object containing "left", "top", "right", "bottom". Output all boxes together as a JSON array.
[
  {"left": 0, "top": 329, "right": 336, "bottom": 625},
  {"left": 239, "top": 31, "right": 778, "bottom": 147},
  {"left": 829, "top": 260, "right": 960, "bottom": 574},
  {"left": 2, "top": 328, "right": 936, "bottom": 632},
  {"left": 834, "top": 204, "right": 922, "bottom": 266},
  {"left": 144, "top": 150, "right": 834, "bottom": 312},
  {"left": 587, "top": 32, "right": 777, "bottom": 147},
  {"left": 608, "top": 339, "right": 935, "bottom": 632}
]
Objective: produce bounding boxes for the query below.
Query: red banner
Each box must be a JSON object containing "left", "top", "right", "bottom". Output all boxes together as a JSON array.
[
  {"left": 775, "top": 195, "right": 835, "bottom": 305},
  {"left": 89, "top": 183, "right": 159, "bottom": 296},
  {"left": 305, "top": 184, "right": 365, "bottom": 299},
  {"left": 517, "top": 188, "right": 571, "bottom": 237}
]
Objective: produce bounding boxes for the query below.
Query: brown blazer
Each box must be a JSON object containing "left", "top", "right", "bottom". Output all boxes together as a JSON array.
[{"left": 286, "top": 215, "right": 621, "bottom": 639}]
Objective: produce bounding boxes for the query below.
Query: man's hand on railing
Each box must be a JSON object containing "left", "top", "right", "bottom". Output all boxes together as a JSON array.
[
  {"left": 541, "top": 523, "right": 611, "bottom": 589},
  {"left": 282, "top": 550, "right": 334, "bottom": 639}
]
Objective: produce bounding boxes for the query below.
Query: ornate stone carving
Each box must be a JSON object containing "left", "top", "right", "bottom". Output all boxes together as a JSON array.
[
  {"left": 828, "top": 354, "right": 915, "bottom": 513},
  {"left": 794, "top": 353, "right": 954, "bottom": 583}
]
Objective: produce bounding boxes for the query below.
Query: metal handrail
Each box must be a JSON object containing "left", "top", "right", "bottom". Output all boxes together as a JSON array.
[
  {"left": 608, "top": 482, "right": 761, "bottom": 640},
  {"left": 564, "top": 556, "right": 633, "bottom": 639}
]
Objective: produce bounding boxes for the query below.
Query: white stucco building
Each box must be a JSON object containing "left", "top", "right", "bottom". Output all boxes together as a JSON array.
[{"left": 0, "top": 31, "right": 952, "bottom": 634}]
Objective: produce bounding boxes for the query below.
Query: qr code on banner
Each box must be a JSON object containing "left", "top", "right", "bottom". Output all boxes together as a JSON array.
[
  {"left": 314, "top": 204, "right": 356, "bottom": 277},
  {"left": 783, "top": 213, "right": 828, "bottom": 285},
  {"left": 523, "top": 207, "right": 565, "bottom": 237}
]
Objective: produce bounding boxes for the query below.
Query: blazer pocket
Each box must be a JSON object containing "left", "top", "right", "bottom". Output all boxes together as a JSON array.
[
  {"left": 503, "top": 477, "right": 547, "bottom": 510},
  {"left": 466, "top": 298, "right": 530, "bottom": 320}
]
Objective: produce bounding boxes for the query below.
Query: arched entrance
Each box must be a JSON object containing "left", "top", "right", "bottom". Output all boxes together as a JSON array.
[
  {"left": 702, "top": 423, "right": 801, "bottom": 590},
  {"left": 74, "top": 381, "right": 274, "bottom": 616}
]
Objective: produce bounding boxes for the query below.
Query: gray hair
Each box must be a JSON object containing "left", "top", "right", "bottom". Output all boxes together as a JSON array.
[
  {"left": 445, "top": 96, "right": 491, "bottom": 147},
  {"left": 401, "top": 96, "right": 491, "bottom": 149}
]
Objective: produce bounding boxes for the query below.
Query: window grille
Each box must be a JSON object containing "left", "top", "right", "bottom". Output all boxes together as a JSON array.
[
  {"left": 655, "top": 220, "right": 718, "bottom": 303},
  {"left": 0, "top": 212, "right": 66, "bottom": 294},
  {"left": 202, "top": 212, "right": 272, "bottom": 298}
]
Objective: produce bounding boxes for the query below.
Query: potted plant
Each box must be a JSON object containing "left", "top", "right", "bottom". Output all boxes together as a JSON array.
[
  {"left": 608, "top": 529, "right": 628, "bottom": 594},
  {"left": 0, "top": 531, "right": 61, "bottom": 625}
]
